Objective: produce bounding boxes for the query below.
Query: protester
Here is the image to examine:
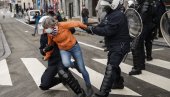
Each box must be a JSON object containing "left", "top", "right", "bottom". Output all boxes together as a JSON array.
[
  {"left": 81, "top": 5, "right": 89, "bottom": 24},
  {"left": 32, "top": 12, "right": 41, "bottom": 36},
  {"left": 42, "top": 17, "right": 93, "bottom": 97},
  {"left": 39, "top": 33, "right": 86, "bottom": 97}
]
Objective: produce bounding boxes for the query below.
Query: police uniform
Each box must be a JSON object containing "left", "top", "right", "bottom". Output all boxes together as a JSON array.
[
  {"left": 129, "top": 0, "right": 158, "bottom": 75},
  {"left": 86, "top": 3, "right": 131, "bottom": 97}
]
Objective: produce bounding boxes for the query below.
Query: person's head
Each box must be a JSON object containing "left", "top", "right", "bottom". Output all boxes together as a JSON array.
[
  {"left": 100, "top": 0, "right": 122, "bottom": 13},
  {"left": 82, "top": 5, "right": 86, "bottom": 9},
  {"left": 42, "top": 17, "right": 58, "bottom": 34},
  {"left": 48, "top": 11, "right": 55, "bottom": 16}
]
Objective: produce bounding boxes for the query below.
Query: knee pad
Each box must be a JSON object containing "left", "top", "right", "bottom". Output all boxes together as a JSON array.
[
  {"left": 100, "top": 64, "right": 121, "bottom": 93},
  {"left": 58, "top": 69, "right": 69, "bottom": 79},
  {"left": 58, "top": 69, "right": 82, "bottom": 94}
]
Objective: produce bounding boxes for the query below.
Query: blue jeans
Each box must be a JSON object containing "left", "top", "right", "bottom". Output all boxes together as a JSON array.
[
  {"left": 33, "top": 24, "right": 38, "bottom": 35},
  {"left": 82, "top": 17, "right": 88, "bottom": 24},
  {"left": 60, "top": 43, "right": 91, "bottom": 85}
]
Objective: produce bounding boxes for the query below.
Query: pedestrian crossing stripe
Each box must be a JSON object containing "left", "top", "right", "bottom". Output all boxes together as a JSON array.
[
  {"left": 71, "top": 67, "right": 141, "bottom": 96},
  {"left": 93, "top": 59, "right": 170, "bottom": 92},
  {"left": 146, "top": 59, "right": 170, "bottom": 70},
  {"left": 0, "top": 59, "right": 12, "bottom": 86},
  {"left": 1, "top": 58, "right": 170, "bottom": 96},
  {"left": 21, "top": 58, "right": 68, "bottom": 91}
]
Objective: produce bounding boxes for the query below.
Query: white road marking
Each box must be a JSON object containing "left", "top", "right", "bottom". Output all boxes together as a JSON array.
[
  {"left": 70, "top": 67, "right": 141, "bottom": 96},
  {"left": 21, "top": 58, "right": 68, "bottom": 91},
  {"left": 146, "top": 59, "right": 170, "bottom": 70},
  {"left": 15, "top": 19, "right": 35, "bottom": 28},
  {"left": 78, "top": 42, "right": 104, "bottom": 51},
  {"left": 93, "top": 59, "right": 170, "bottom": 92},
  {"left": 0, "top": 59, "right": 12, "bottom": 86}
]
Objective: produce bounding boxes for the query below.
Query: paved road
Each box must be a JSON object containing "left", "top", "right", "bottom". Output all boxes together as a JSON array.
[{"left": 0, "top": 15, "right": 170, "bottom": 97}]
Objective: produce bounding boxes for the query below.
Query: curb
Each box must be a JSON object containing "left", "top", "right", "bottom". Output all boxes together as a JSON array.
[{"left": 0, "top": 24, "right": 11, "bottom": 61}]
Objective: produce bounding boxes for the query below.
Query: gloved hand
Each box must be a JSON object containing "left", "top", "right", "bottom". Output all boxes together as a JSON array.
[
  {"left": 43, "top": 45, "right": 54, "bottom": 52},
  {"left": 84, "top": 26, "right": 94, "bottom": 35}
]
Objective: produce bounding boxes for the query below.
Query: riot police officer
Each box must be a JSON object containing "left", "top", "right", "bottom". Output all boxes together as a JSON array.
[
  {"left": 129, "top": 0, "right": 158, "bottom": 75},
  {"left": 85, "top": 0, "right": 131, "bottom": 96}
]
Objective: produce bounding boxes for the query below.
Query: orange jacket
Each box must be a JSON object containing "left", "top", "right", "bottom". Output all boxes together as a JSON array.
[{"left": 48, "top": 21, "right": 87, "bottom": 50}]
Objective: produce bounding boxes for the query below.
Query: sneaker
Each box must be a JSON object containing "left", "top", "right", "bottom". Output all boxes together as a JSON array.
[
  {"left": 112, "top": 77, "right": 124, "bottom": 89},
  {"left": 129, "top": 68, "right": 142, "bottom": 75},
  {"left": 86, "top": 84, "right": 94, "bottom": 97}
]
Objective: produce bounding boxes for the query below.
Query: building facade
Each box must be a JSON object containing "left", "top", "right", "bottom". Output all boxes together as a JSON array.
[{"left": 58, "top": 0, "right": 99, "bottom": 19}]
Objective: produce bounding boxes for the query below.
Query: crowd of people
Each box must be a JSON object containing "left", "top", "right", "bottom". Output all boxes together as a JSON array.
[{"left": 33, "top": 0, "right": 167, "bottom": 97}]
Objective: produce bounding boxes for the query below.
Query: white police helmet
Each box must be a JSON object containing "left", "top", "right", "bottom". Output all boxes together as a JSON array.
[
  {"left": 100, "top": 0, "right": 121, "bottom": 10},
  {"left": 128, "top": 0, "right": 134, "bottom": 7}
]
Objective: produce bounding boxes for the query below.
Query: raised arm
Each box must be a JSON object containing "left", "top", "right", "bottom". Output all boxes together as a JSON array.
[{"left": 59, "top": 21, "right": 87, "bottom": 29}]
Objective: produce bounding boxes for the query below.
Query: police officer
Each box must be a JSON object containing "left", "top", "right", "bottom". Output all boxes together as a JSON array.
[
  {"left": 85, "top": 0, "right": 131, "bottom": 96},
  {"left": 129, "top": 0, "right": 158, "bottom": 75},
  {"left": 39, "top": 33, "right": 86, "bottom": 97}
]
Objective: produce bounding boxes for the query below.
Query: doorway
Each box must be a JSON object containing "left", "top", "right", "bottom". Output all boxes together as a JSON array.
[
  {"left": 92, "top": 0, "right": 99, "bottom": 16},
  {"left": 69, "top": 2, "right": 73, "bottom": 18}
]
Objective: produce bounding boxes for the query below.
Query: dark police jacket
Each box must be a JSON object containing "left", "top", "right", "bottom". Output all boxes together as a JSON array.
[
  {"left": 39, "top": 33, "right": 62, "bottom": 66},
  {"left": 91, "top": 9, "right": 131, "bottom": 50}
]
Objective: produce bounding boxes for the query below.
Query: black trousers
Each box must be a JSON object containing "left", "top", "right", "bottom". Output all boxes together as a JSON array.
[
  {"left": 132, "top": 24, "right": 153, "bottom": 69},
  {"left": 40, "top": 61, "right": 64, "bottom": 89},
  {"left": 100, "top": 42, "right": 130, "bottom": 95},
  {"left": 40, "top": 61, "right": 82, "bottom": 95}
]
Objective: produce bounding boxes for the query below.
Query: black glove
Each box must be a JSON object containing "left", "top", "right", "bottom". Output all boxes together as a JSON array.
[
  {"left": 43, "top": 45, "right": 54, "bottom": 52},
  {"left": 84, "top": 26, "right": 94, "bottom": 35},
  {"left": 40, "top": 49, "right": 45, "bottom": 56}
]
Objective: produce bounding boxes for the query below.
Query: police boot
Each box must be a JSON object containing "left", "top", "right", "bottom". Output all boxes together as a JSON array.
[
  {"left": 86, "top": 84, "right": 94, "bottom": 97},
  {"left": 112, "top": 76, "right": 124, "bottom": 89},
  {"left": 96, "top": 64, "right": 116, "bottom": 97},
  {"left": 146, "top": 56, "right": 153, "bottom": 61},
  {"left": 92, "top": 91, "right": 109, "bottom": 97},
  {"left": 78, "top": 89, "right": 86, "bottom": 97},
  {"left": 58, "top": 69, "right": 84, "bottom": 95},
  {"left": 129, "top": 68, "right": 142, "bottom": 75}
]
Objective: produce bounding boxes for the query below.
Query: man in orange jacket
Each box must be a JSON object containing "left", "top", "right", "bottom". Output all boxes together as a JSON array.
[{"left": 42, "top": 17, "right": 93, "bottom": 97}]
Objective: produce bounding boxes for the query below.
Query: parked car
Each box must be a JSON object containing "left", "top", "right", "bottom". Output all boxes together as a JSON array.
[{"left": 25, "top": 10, "right": 40, "bottom": 24}]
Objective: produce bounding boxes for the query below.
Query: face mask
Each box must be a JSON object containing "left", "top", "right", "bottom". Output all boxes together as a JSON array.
[{"left": 45, "top": 28, "right": 53, "bottom": 34}]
